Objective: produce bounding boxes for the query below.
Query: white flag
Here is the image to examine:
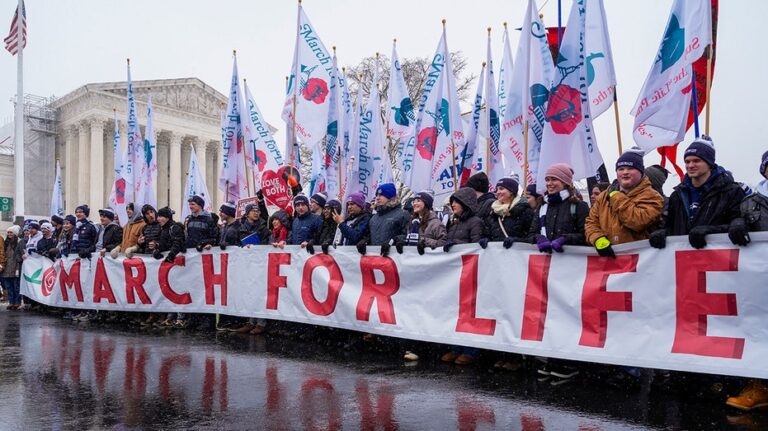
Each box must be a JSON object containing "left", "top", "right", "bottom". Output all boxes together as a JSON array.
[
  {"left": 281, "top": 4, "right": 334, "bottom": 146},
  {"left": 387, "top": 40, "right": 416, "bottom": 159},
  {"left": 242, "top": 80, "right": 283, "bottom": 192},
  {"left": 631, "top": 0, "right": 712, "bottom": 151},
  {"left": 501, "top": 0, "right": 555, "bottom": 187},
  {"left": 337, "top": 65, "right": 353, "bottom": 201},
  {"left": 219, "top": 56, "right": 248, "bottom": 202},
  {"left": 497, "top": 24, "right": 514, "bottom": 125},
  {"left": 536, "top": 0, "right": 606, "bottom": 191},
  {"left": 181, "top": 150, "right": 212, "bottom": 220},
  {"left": 108, "top": 113, "right": 128, "bottom": 225},
  {"left": 459, "top": 62, "right": 486, "bottom": 185},
  {"left": 125, "top": 61, "right": 142, "bottom": 206},
  {"left": 585, "top": 0, "right": 618, "bottom": 119},
  {"left": 345, "top": 90, "right": 363, "bottom": 199},
  {"left": 322, "top": 53, "right": 343, "bottom": 200},
  {"left": 135, "top": 95, "right": 157, "bottom": 208},
  {"left": 50, "top": 160, "right": 63, "bottom": 217},
  {"left": 309, "top": 140, "right": 326, "bottom": 196},
  {"left": 483, "top": 30, "right": 506, "bottom": 185},
  {"left": 356, "top": 65, "right": 390, "bottom": 198}
]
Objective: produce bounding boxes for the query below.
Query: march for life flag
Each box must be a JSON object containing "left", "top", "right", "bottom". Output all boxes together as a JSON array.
[
  {"left": 242, "top": 80, "right": 284, "bottom": 192},
  {"left": 108, "top": 113, "right": 128, "bottom": 225},
  {"left": 322, "top": 54, "right": 343, "bottom": 199},
  {"left": 585, "top": 0, "right": 618, "bottom": 119},
  {"left": 483, "top": 30, "right": 506, "bottom": 185},
  {"left": 536, "top": 0, "right": 605, "bottom": 191},
  {"left": 387, "top": 40, "right": 416, "bottom": 158},
  {"left": 355, "top": 65, "right": 391, "bottom": 198},
  {"left": 50, "top": 160, "right": 63, "bottom": 217},
  {"left": 337, "top": 63, "right": 353, "bottom": 200},
  {"left": 497, "top": 25, "right": 514, "bottom": 125},
  {"left": 3, "top": 0, "right": 26, "bottom": 55},
  {"left": 344, "top": 90, "right": 363, "bottom": 199},
  {"left": 281, "top": 4, "right": 334, "bottom": 146},
  {"left": 411, "top": 24, "right": 466, "bottom": 202},
  {"left": 124, "top": 61, "right": 142, "bottom": 206},
  {"left": 219, "top": 56, "right": 248, "bottom": 201},
  {"left": 501, "top": 0, "right": 554, "bottom": 188},
  {"left": 134, "top": 96, "right": 157, "bottom": 208},
  {"left": 632, "top": 0, "right": 712, "bottom": 151},
  {"left": 459, "top": 62, "right": 485, "bottom": 186},
  {"left": 181, "top": 150, "right": 212, "bottom": 220}
]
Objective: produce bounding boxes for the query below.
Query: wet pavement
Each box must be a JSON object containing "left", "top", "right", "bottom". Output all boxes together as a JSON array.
[{"left": 0, "top": 309, "right": 765, "bottom": 430}]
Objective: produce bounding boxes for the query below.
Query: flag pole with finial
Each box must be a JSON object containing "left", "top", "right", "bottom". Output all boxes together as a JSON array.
[{"left": 443, "top": 19, "right": 458, "bottom": 192}]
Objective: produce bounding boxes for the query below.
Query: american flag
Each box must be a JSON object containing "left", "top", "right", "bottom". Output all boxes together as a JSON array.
[{"left": 4, "top": 1, "right": 26, "bottom": 56}]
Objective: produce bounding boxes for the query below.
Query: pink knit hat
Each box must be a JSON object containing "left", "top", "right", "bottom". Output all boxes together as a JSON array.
[{"left": 544, "top": 163, "right": 574, "bottom": 185}]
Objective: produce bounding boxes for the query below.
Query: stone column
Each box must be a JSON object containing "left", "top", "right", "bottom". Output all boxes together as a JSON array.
[
  {"left": 89, "top": 118, "right": 106, "bottom": 214},
  {"left": 191, "top": 138, "right": 206, "bottom": 188},
  {"left": 63, "top": 126, "right": 78, "bottom": 214},
  {"left": 214, "top": 141, "right": 223, "bottom": 208},
  {"left": 77, "top": 121, "right": 91, "bottom": 209},
  {"left": 168, "top": 132, "right": 183, "bottom": 212}
]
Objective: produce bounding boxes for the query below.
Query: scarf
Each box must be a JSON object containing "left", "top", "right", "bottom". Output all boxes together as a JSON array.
[
  {"left": 539, "top": 189, "right": 571, "bottom": 237},
  {"left": 491, "top": 196, "right": 521, "bottom": 217}
]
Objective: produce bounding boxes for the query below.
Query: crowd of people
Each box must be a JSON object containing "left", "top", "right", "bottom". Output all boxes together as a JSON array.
[{"left": 2, "top": 135, "right": 767, "bottom": 411}]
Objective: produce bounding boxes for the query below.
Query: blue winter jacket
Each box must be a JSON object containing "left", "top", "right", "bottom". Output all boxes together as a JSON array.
[{"left": 289, "top": 212, "right": 322, "bottom": 245}]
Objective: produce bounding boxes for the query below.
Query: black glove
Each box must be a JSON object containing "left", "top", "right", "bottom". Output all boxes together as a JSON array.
[
  {"left": 153, "top": 250, "right": 164, "bottom": 260},
  {"left": 417, "top": 241, "right": 426, "bottom": 255},
  {"left": 688, "top": 225, "right": 710, "bottom": 249},
  {"left": 478, "top": 238, "right": 489, "bottom": 249},
  {"left": 78, "top": 250, "right": 91, "bottom": 259},
  {"left": 195, "top": 244, "right": 204, "bottom": 252},
  {"left": 306, "top": 242, "right": 315, "bottom": 254},
  {"left": 595, "top": 236, "right": 616, "bottom": 258},
  {"left": 443, "top": 241, "right": 456, "bottom": 252},
  {"left": 356, "top": 240, "right": 367, "bottom": 255},
  {"left": 728, "top": 219, "right": 751, "bottom": 246},
  {"left": 380, "top": 242, "right": 391, "bottom": 257},
  {"left": 220, "top": 243, "right": 227, "bottom": 250},
  {"left": 649, "top": 229, "right": 667, "bottom": 249},
  {"left": 28, "top": 249, "right": 36, "bottom": 255},
  {"left": 321, "top": 243, "right": 330, "bottom": 254},
  {"left": 395, "top": 239, "right": 405, "bottom": 254},
  {"left": 503, "top": 237, "right": 515, "bottom": 249},
  {"left": 164, "top": 255, "right": 176, "bottom": 263}
]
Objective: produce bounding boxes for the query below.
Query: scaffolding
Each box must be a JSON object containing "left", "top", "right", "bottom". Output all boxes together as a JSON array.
[{"left": 24, "top": 93, "right": 57, "bottom": 135}]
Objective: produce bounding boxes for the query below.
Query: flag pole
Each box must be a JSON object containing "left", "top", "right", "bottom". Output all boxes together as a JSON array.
[
  {"left": 13, "top": 0, "right": 25, "bottom": 219},
  {"left": 705, "top": 45, "right": 713, "bottom": 136},
  {"left": 340, "top": 66, "right": 346, "bottom": 201},
  {"left": 242, "top": 75, "right": 252, "bottom": 197},
  {"left": 690, "top": 67, "right": 701, "bottom": 138},
  {"left": 290, "top": 0, "right": 301, "bottom": 173},
  {"left": 486, "top": 28, "right": 492, "bottom": 176},
  {"left": 442, "top": 19, "right": 458, "bottom": 193},
  {"left": 612, "top": 90, "right": 623, "bottom": 155}
]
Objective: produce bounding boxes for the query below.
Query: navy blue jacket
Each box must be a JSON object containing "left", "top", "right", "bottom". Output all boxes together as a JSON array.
[{"left": 289, "top": 212, "right": 322, "bottom": 245}]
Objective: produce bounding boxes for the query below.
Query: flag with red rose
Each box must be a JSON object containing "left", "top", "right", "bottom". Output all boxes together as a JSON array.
[
  {"left": 536, "top": 0, "right": 605, "bottom": 191},
  {"left": 281, "top": 4, "right": 333, "bottom": 147},
  {"left": 108, "top": 112, "right": 128, "bottom": 224}
]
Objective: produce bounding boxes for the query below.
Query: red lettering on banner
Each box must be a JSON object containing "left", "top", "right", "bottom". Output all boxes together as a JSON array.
[
  {"left": 203, "top": 254, "right": 228, "bottom": 306},
  {"left": 521, "top": 255, "right": 552, "bottom": 341},
  {"left": 355, "top": 380, "right": 396, "bottom": 431},
  {"left": 92, "top": 258, "right": 117, "bottom": 304},
  {"left": 300, "top": 379, "right": 342, "bottom": 431},
  {"left": 357, "top": 256, "right": 400, "bottom": 324},
  {"left": 123, "top": 258, "right": 152, "bottom": 305},
  {"left": 267, "top": 253, "right": 291, "bottom": 310},
  {"left": 672, "top": 249, "right": 744, "bottom": 359},
  {"left": 159, "top": 354, "right": 191, "bottom": 400},
  {"left": 456, "top": 255, "right": 496, "bottom": 335},
  {"left": 579, "top": 255, "right": 637, "bottom": 348},
  {"left": 302, "top": 254, "right": 344, "bottom": 316},
  {"left": 59, "top": 260, "right": 83, "bottom": 302},
  {"left": 158, "top": 256, "right": 192, "bottom": 304}
]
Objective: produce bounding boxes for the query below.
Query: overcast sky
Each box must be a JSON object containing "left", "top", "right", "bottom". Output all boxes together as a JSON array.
[{"left": 1, "top": 0, "right": 766, "bottom": 185}]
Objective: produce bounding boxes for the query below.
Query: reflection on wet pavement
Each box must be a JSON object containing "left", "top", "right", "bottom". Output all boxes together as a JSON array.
[{"left": 0, "top": 310, "right": 764, "bottom": 430}]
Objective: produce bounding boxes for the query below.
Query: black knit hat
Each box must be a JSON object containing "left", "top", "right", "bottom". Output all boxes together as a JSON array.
[
  {"left": 616, "top": 149, "right": 645, "bottom": 174},
  {"left": 219, "top": 202, "right": 236, "bottom": 218},
  {"left": 188, "top": 195, "right": 205, "bottom": 209},
  {"left": 141, "top": 204, "right": 156, "bottom": 216},
  {"left": 413, "top": 191, "right": 434, "bottom": 210},
  {"left": 75, "top": 204, "right": 90, "bottom": 217},
  {"left": 311, "top": 192, "right": 327, "bottom": 208},
  {"left": 465, "top": 172, "right": 490, "bottom": 193},
  {"left": 157, "top": 207, "right": 175, "bottom": 219},
  {"left": 684, "top": 135, "right": 716, "bottom": 168},
  {"left": 526, "top": 184, "right": 541, "bottom": 198},
  {"left": 496, "top": 177, "right": 520, "bottom": 195},
  {"left": 51, "top": 214, "right": 64, "bottom": 225},
  {"left": 64, "top": 215, "right": 76, "bottom": 225}
]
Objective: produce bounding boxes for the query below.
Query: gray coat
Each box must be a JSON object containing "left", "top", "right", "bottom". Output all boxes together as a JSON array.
[
  {"left": 445, "top": 187, "right": 485, "bottom": 244},
  {"left": 738, "top": 192, "right": 768, "bottom": 231},
  {"left": 1, "top": 236, "right": 20, "bottom": 278},
  {"left": 420, "top": 213, "right": 447, "bottom": 248},
  {"left": 369, "top": 198, "right": 411, "bottom": 246}
]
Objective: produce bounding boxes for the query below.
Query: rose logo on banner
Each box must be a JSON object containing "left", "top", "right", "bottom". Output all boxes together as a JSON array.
[
  {"left": 300, "top": 65, "right": 329, "bottom": 104},
  {"left": 42, "top": 266, "right": 57, "bottom": 297},
  {"left": 261, "top": 170, "right": 292, "bottom": 210}
]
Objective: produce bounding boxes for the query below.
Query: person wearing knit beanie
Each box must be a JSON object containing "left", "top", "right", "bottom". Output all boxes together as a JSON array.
[
  {"left": 465, "top": 172, "right": 490, "bottom": 194},
  {"left": 346, "top": 191, "right": 367, "bottom": 211},
  {"left": 64, "top": 215, "right": 76, "bottom": 226},
  {"left": 760, "top": 150, "right": 768, "bottom": 179},
  {"left": 157, "top": 207, "right": 175, "bottom": 220},
  {"left": 310, "top": 193, "right": 327, "bottom": 215},
  {"left": 375, "top": 183, "right": 397, "bottom": 200},
  {"left": 615, "top": 149, "right": 645, "bottom": 175},
  {"left": 495, "top": 178, "right": 520, "bottom": 196},
  {"left": 75, "top": 204, "right": 90, "bottom": 218},
  {"left": 544, "top": 163, "right": 574, "bottom": 187},
  {"left": 293, "top": 194, "right": 310, "bottom": 208},
  {"left": 413, "top": 191, "right": 434, "bottom": 210},
  {"left": 684, "top": 135, "right": 716, "bottom": 168},
  {"left": 98, "top": 208, "right": 116, "bottom": 221},
  {"left": 187, "top": 195, "right": 206, "bottom": 211},
  {"left": 219, "top": 202, "right": 237, "bottom": 219}
]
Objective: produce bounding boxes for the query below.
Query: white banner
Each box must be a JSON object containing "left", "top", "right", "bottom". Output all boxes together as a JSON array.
[{"left": 21, "top": 234, "right": 768, "bottom": 379}]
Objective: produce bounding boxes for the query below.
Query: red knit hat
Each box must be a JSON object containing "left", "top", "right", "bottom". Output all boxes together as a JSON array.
[{"left": 544, "top": 163, "right": 574, "bottom": 185}]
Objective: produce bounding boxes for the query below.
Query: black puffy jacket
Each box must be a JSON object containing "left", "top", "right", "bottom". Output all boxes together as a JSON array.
[
  {"left": 664, "top": 166, "right": 745, "bottom": 235},
  {"left": 445, "top": 187, "right": 486, "bottom": 244},
  {"left": 185, "top": 212, "right": 219, "bottom": 248},
  {"left": 73, "top": 219, "right": 98, "bottom": 253},
  {"left": 99, "top": 223, "right": 123, "bottom": 251},
  {"left": 485, "top": 199, "right": 535, "bottom": 241},
  {"left": 527, "top": 194, "right": 589, "bottom": 245},
  {"left": 219, "top": 220, "right": 242, "bottom": 247},
  {"left": 736, "top": 191, "right": 768, "bottom": 232},
  {"left": 158, "top": 221, "right": 186, "bottom": 260},
  {"left": 314, "top": 217, "right": 338, "bottom": 245},
  {"left": 139, "top": 221, "right": 162, "bottom": 253},
  {"left": 239, "top": 217, "right": 271, "bottom": 245}
]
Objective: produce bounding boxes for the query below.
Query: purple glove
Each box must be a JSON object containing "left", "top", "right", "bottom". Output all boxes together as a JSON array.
[
  {"left": 536, "top": 235, "right": 552, "bottom": 253},
  {"left": 551, "top": 236, "right": 567, "bottom": 253}
]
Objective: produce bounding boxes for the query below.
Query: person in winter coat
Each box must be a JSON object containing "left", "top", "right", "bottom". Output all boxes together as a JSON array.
[
  {"left": 310, "top": 192, "right": 327, "bottom": 216},
  {"left": 289, "top": 194, "right": 322, "bottom": 247},
  {"left": 239, "top": 203, "right": 271, "bottom": 245},
  {"left": 36, "top": 223, "right": 59, "bottom": 261},
  {"left": 367, "top": 183, "right": 411, "bottom": 256},
  {"left": 2, "top": 226, "right": 21, "bottom": 308},
  {"left": 23, "top": 222, "right": 43, "bottom": 259},
  {"left": 72, "top": 204, "right": 98, "bottom": 259},
  {"left": 185, "top": 195, "right": 219, "bottom": 251},
  {"left": 465, "top": 172, "right": 495, "bottom": 220},
  {"left": 308, "top": 199, "right": 341, "bottom": 254},
  {"left": 649, "top": 136, "right": 745, "bottom": 249},
  {"left": 525, "top": 184, "right": 542, "bottom": 212},
  {"left": 127, "top": 205, "right": 162, "bottom": 257},
  {"left": 443, "top": 187, "right": 487, "bottom": 252},
  {"left": 527, "top": 163, "right": 590, "bottom": 251},
  {"left": 154, "top": 207, "right": 186, "bottom": 262},
  {"left": 724, "top": 150, "right": 768, "bottom": 411},
  {"left": 269, "top": 210, "right": 291, "bottom": 247},
  {"left": 95, "top": 208, "right": 124, "bottom": 258},
  {"left": 585, "top": 151, "right": 664, "bottom": 257},
  {"left": 112, "top": 203, "right": 145, "bottom": 258},
  {"left": 218, "top": 203, "right": 242, "bottom": 249},
  {"left": 57, "top": 215, "right": 76, "bottom": 258},
  {"left": 405, "top": 191, "right": 447, "bottom": 255},
  {"left": 485, "top": 177, "right": 535, "bottom": 249},
  {"left": 50, "top": 215, "right": 64, "bottom": 243},
  {"left": 334, "top": 191, "right": 371, "bottom": 248}
]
